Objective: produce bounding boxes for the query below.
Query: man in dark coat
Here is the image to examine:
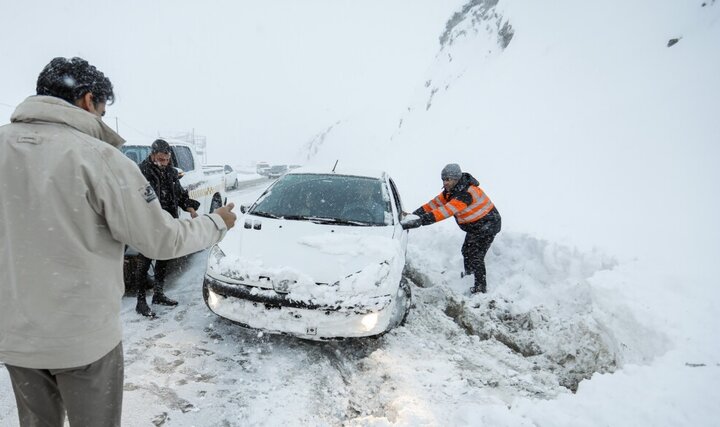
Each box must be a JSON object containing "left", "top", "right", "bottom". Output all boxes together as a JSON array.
[
  {"left": 409, "top": 163, "right": 501, "bottom": 293},
  {"left": 134, "top": 138, "right": 201, "bottom": 317}
]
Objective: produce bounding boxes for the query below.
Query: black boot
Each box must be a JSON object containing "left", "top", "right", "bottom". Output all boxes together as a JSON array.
[
  {"left": 136, "top": 289, "right": 156, "bottom": 318},
  {"left": 152, "top": 283, "right": 178, "bottom": 306},
  {"left": 470, "top": 284, "right": 487, "bottom": 294},
  {"left": 152, "top": 292, "right": 178, "bottom": 306},
  {"left": 470, "top": 274, "right": 487, "bottom": 294}
]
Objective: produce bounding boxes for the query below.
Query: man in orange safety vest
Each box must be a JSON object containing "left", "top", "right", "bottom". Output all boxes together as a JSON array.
[{"left": 409, "top": 163, "right": 501, "bottom": 293}]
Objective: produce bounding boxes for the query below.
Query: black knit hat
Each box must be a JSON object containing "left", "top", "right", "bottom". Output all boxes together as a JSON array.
[{"left": 151, "top": 139, "right": 171, "bottom": 154}]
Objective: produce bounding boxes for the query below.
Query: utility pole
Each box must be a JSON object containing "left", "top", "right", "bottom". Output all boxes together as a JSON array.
[{"left": 114, "top": 117, "right": 119, "bottom": 134}]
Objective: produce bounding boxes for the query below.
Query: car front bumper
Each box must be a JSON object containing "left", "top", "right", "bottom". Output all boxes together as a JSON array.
[{"left": 203, "top": 275, "right": 398, "bottom": 340}]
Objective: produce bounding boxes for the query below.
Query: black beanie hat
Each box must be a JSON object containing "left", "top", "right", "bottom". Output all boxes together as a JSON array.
[{"left": 151, "top": 139, "right": 171, "bottom": 153}]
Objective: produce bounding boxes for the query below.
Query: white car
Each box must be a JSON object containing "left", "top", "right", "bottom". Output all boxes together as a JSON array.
[
  {"left": 223, "top": 164, "right": 238, "bottom": 190},
  {"left": 205, "top": 164, "right": 240, "bottom": 190},
  {"left": 203, "top": 167, "right": 415, "bottom": 340},
  {"left": 256, "top": 161, "right": 270, "bottom": 176},
  {"left": 266, "top": 164, "right": 289, "bottom": 179}
]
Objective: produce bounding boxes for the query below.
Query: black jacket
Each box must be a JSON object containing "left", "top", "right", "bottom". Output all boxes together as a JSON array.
[{"left": 139, "top": 157, "right": 200, "bottom": 218}]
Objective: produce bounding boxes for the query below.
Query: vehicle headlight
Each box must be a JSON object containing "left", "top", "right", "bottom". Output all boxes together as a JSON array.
[
  {"left": 208, "top": 245, "right": 226, "bottom": 265},
  {"left": 360, "top": 313, "right": 379, "bottom": 331},
  {"left": 207, "top": 288, "right": 220, "bottom": 308},
  {"left": 207, "top": 245, "right": 227, "bottom": 277}
]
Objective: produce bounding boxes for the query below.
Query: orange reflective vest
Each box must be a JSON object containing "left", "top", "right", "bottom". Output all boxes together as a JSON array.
[{"left": 420, "top": 184, "right": 494, "bottom": 224}]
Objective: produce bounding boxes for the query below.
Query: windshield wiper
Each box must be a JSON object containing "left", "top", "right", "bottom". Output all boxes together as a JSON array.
[
  {"left": 251, "top": 211, "right": 281, "bottom": 219},
  {"left": 255, "top": 213, "right": 372, "bottom": 226},
  {"left": 304, "top": 216, "right": 371, "bottom": 226},
  {"left": 279, "top": 215, "right": 311, "bottom": 221}
]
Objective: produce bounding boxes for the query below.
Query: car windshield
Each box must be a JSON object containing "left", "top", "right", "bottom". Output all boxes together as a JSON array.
[
  {"left": 120, "top": 145, "right": 151, "bottom": 165},
  {"left": 120, "top": 144, "right": 183, "bottom": 169},
  {"left": 250, "top": 173, "right": 392, "bottom": 226}
]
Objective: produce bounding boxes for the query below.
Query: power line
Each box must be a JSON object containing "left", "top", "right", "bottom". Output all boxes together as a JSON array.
[{"left": 114, "top": 117, "right": 155, "bottom": 139}]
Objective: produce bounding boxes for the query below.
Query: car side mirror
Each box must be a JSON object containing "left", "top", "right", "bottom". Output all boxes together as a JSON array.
[
  {"left": 400, "top": 215, "right": 422, "bottom": 230},
  {"left": 174, "top": 167, "right": 185, "bottom": 178}
]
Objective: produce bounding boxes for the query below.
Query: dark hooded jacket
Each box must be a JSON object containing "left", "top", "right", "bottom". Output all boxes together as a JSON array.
[
  {"left": 140, "top": 157, "right": 200, "bottom": 218},
  {"left": 413, "top": 172, "right": 501, "bottom": 235}
]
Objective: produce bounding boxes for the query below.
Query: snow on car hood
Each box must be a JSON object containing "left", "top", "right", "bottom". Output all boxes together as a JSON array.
[{"left": 209, "top": 216, "right": 405, "bottom": 305}]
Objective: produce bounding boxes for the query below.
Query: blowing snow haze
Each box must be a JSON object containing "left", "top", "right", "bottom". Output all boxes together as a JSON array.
[
  {"left": 302, "top": 0, "right": 720, "bottom": 268},
  {"left": 0, "top": 0, "right": 716, "bottom": 311},
  {"left": 1, "top": 1, "right": 720, "bottom": 426},
  {"left": 0, "top": 0, "right": 458, "bottom": 164}
]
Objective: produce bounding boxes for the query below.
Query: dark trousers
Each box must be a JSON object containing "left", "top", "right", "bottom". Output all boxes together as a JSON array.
[
  {"left": 135, "top": 255, "right": 171, "bottom": 300},
  {"left": 136, "top": 255, "right": 170, "bottom": 284},
  {"left": 5, "top": 342, "right": 124, "bottom": 427},
  {"left": 462, "top": 231, "right": 497, "bottom": 289},
  {"left": 152, "top": 258, "right": 170, "bottom": 284},
  {"left": 461, "top": 208, "right": 501, "bottom": 290}
]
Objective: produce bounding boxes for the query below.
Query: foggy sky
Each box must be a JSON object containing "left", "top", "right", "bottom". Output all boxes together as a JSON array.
[{"left": 0, "top": 0, "right": 461, "bottom": 164}]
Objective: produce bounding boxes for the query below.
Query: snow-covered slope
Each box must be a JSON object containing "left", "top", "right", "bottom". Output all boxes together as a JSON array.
[
  {"left": 303, "top": 0, "right": 720, "bottom": 264},
  {"left": 297, "top": 0, "right": 720, "bottom": 423}
]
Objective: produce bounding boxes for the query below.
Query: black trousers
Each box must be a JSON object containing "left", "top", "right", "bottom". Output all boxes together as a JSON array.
[
  {"left": 152, "top": 258, "right": 170, "bottom": 284},
  {"left": 461, "top": 209, "right": 501, "bottom": 289},
  {"left": 135, "top": 255, "right": 171, "bottom": 298}
]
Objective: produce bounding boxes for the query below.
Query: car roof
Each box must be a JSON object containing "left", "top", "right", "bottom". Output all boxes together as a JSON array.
[
  {"left": 121, "top": 138, "right": 193, "bottom": 148},
  {"left": 285, "top": 166, "right": 388, "bottom": 180}
]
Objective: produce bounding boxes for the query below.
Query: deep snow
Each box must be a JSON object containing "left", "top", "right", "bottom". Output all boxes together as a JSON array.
[{"left": 2, "top": 181, "right": 718, "bottom": 426}]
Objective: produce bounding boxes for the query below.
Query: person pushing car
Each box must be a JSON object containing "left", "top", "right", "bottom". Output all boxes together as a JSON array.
[{"left": 406, "top": 163, "right": 501, "bottom": 293}]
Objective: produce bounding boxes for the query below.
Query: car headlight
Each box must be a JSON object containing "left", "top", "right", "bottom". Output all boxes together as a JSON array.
[
  {"left": 208, "top": 245, "right": 226, "bottom": 266},
  {"left": 360, "top": 313, "right": 379, "bottom": 331},
  {"left": 207, "top": 245, "right": 231, "bottom": 279}
]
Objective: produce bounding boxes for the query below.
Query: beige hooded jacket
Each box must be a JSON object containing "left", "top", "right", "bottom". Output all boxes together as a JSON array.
[{"left": 0, "top": 96, "right": 228, "bottom": 369}]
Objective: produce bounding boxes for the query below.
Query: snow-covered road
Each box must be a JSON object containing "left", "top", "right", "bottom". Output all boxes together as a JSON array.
[{"left": 1, "top": 181, "right": 716, "bottom": 426}]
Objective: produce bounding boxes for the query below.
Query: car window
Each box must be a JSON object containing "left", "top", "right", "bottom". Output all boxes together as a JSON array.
[
  {"left": 120, "top": 145, "right": 151, "bottom": 166},
  {"left": 173, "top": 146, "right": 195, "bottom": 172},
  {"left": 251, "top": 174, "right": 392, "bottom": 226},
  {"left": 225, "top": 165, "right": 233, "bottom": 173}
]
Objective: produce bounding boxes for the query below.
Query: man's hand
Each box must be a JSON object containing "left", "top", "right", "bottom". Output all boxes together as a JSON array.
[
  {"left": 213, "top": 203, "right": 237, "bottom": 230},
  {"left": 186, "top": 207, "right": 198, "bottom": 218}
]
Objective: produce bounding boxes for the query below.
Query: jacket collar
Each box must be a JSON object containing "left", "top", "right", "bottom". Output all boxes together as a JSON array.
[
  {"left": 141, "top": 156, "right": 176, "bottom": 178},
  {"left": 11, "top": 95, "right": 125, "bottom": 148},
  {"left": 444, "top": 172, "right": 479, "bottom": 199}
]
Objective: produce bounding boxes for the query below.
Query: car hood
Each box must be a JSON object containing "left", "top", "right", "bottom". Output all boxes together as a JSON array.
[{"left": 211, "top": 215, "right": 403, "bottom": 288}]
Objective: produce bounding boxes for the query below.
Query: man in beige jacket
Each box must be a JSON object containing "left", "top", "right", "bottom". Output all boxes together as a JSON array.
[{"left": 0, "top": 57, "right": 236, "bottom": 426}]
